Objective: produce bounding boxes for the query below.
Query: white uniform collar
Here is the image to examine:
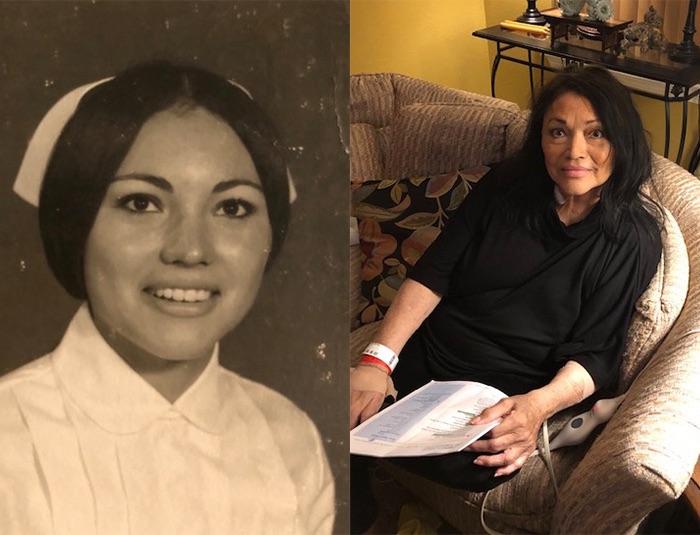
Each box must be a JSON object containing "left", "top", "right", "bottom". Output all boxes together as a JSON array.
[{"left": 52, "top": 303, "right": 230, "bottom": 435}]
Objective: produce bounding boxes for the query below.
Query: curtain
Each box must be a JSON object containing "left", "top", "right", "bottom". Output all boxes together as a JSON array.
[{"left": 614, "top": 0, "right": 692, "bottom": 44}]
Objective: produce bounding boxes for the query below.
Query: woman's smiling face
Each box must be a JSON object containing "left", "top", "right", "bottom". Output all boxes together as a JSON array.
[
  {"left": 84, "top": 105, "right": 272, "bottom": 362},
  {"left": 541, "top": 91, "right": 614, "bottom": 203}
]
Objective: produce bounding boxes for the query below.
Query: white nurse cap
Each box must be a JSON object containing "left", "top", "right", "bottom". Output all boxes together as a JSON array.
[{"left": 13, "top": 77, "right": 297, "bottom": 207}]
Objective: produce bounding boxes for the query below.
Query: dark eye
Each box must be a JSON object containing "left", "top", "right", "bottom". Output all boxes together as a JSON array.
[
  {"left": 589, "top": 129, "right": 605, "bottom": 139},
  {"left": 216, "top": 199, "right": 256, "bottom": 218},
  {"left": 118, "top": 194, "right": 161, "bottom": 213},
  {"left": 550, "top": 128, "right": 566, "bottom": 138}
]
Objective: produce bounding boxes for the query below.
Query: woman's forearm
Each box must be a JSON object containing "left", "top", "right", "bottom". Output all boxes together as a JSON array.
[
  {"left": 372, "top": 278, "right": 442, "bottom": 356},
  {"left": 528, "top": 360, "right": 596, "bottom": 418},
  {"left": 351, "top": 279, "right": 441, "bottom": 426}
]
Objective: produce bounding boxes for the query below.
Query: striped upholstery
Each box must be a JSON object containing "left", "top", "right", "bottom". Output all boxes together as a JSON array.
[{"left": 349, "top": 73, "right": 528, "bottom": 182}]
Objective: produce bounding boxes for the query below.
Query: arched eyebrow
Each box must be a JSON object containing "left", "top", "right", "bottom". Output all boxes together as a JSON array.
[
  {"left": 110, "top": 174, "right": 262, "bottom": 194},
  {"left": 547, "top": 118, "right": 601, "bottom": 126},
  {"left": 112, "top": 173, "right": 173, "bottom": 192},
  {"left": 212, "top": 178, "right": 263, "bottom": 194}
]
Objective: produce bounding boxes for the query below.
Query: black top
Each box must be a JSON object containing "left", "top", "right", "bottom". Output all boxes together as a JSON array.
[{"left": 408, "top": 168, "right": 662, "bottom": 396}]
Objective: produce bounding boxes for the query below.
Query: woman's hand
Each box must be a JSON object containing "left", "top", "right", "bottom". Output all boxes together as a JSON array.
[
  {"left": 466, "top": 361, "right": 596, "bottom": 477},
  {"left": 349, "top": 364, "right": 388, "bottom": 429},
  {"left": 464, "top": 394, "right": 547, "bottom": 477}
]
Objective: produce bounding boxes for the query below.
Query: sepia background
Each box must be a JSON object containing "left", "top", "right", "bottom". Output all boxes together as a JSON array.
[{"left": 0, "top": 0, "right": 349, "bottom": 530}]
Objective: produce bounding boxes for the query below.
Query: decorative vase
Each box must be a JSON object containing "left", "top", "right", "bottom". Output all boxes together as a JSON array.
[
  {"left": 587, "top": 0, "right": 614, "bottom": 21},
  {"left": 559, "top": 0, "right": 586, "bottom": 17}
]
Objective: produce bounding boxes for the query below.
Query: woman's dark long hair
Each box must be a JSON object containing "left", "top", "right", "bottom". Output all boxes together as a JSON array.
[
  {"left": 39, "top": 60, "right": 290, "bottom": 300},
  {"left": 502, "top": 64, "right": 662, "bottom": 240}
]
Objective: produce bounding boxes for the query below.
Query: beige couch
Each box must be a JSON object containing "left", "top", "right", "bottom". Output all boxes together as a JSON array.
[{"left": 350, "top": 73, "right": 700, "bottom": 533}]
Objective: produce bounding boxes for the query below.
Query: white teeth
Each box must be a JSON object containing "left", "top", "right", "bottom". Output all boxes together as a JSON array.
[
  {"left": 153, "top": 288, "right": 213, "bottom": 302},
  {"left": 198, "top": 290, "right": 211, "bottom": 301}
]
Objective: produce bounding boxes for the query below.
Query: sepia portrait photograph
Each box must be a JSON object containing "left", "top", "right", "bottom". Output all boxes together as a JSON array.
[{"left": 0, "top": 1, "right": 349, "bottom": 533}]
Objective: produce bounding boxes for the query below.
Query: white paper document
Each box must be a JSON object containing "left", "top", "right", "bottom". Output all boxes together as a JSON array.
[{"left": 350, "top": 380, "right": 507, "bottom": 457}]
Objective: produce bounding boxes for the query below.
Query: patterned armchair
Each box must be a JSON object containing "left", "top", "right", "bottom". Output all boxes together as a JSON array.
[{"left": 350, "top": 72, "right": 700, "bottom": 533}]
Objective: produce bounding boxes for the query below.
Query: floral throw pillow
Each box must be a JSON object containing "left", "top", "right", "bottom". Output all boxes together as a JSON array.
[{"left": 352, "top": 166, "right": 490, "bottom": 325}]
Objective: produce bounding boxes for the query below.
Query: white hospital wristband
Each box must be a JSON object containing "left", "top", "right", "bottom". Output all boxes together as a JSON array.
[{"left": 362, "top": 342, "right": 399, "bottom": 373}]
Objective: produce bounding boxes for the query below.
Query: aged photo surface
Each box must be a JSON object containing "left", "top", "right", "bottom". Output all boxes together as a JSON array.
[{"left": 0, "top": 1, "right": 349, "bottom": 532}]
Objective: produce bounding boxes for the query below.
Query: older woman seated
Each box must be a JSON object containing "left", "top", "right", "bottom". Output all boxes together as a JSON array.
[{"left": 350, "top": 65, "right": 662, "bottom": 532}]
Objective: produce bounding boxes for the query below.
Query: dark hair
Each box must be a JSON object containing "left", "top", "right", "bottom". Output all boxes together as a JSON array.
[
  {"left": 504, "top": 64, "right": 661, "bottom": 239},
  {"left": 39, "top": 60, "right": 290, "bottom": 299}
]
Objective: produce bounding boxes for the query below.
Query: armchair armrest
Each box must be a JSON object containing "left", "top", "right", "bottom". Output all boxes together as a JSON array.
[{"left": 553, "top": 326, "right": 700, "bottom": 534}]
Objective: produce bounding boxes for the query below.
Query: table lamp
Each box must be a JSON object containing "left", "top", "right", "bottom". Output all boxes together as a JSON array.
[
  {"left": 669, "top": 0, "right": 700, "bottom": 63},
  {"left": 517, "top": 0, "right": 546, "bottom": 25}
]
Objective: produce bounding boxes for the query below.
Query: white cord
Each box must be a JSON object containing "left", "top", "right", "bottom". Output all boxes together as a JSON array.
[
  {"left": 539, "top": 418, "right": 560, "bottom": 500},
  {"left": 479, "top": 489, "right": 501, "bottom": 535},
  {"left": 479, "top": 420, "right": 560, "bottom": 535}
]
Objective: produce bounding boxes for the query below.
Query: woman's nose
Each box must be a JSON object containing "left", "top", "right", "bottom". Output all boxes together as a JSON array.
[
  {"left": 160, "top": 213, "right": 212, "bottom": 266},
  {"left": 567, "top": 131, "right": 587, "bottom": 159}
]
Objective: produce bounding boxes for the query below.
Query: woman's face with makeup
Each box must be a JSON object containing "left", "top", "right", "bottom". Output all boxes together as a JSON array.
[{"left": 84, "top": 105, "right": 272, "bottom": 362}]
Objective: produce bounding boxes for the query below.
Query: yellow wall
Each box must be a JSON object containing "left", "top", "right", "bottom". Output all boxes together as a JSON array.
[
  {"left": 349, "top": 0, "right": 540, "bottom": 106},
  {"left": 350, "top": 0, "right": 699, "bottom": 169},
  {"left": 350, "top": 0, "right": 492, "bottom": 95},
  {"left": 636, "top": 96, "right": 698, "bottom": 169}
]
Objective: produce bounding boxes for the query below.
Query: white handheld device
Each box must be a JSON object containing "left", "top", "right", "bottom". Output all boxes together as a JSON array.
[{"left": 548, "top": 394, "right": 626, "bottom": 451}]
